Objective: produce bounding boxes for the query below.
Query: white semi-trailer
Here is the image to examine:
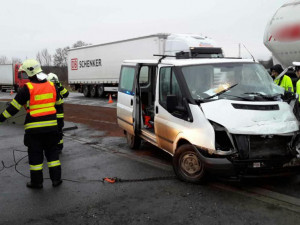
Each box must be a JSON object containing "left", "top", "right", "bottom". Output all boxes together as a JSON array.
[
  {"left": 0, "top": 64, "right": 29, "bottom": 92},
  {"left": 0, "top": 65, "right": 14, "bottom": 91},
  {"left": 67, "top": 33, "right": 216, "bottom": 97}
]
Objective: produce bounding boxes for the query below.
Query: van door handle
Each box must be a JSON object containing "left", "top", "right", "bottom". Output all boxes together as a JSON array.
[
  {"left": 156, "top": 106, "right": 158, "bottom": 114},
  {"left": 131, "top": 99, "right": 133, "bottom": 106}
]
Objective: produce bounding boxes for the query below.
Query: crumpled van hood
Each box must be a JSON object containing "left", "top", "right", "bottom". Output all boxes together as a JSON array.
[{"left": 201, "top": 100, "right": 299, "bottom": 135}]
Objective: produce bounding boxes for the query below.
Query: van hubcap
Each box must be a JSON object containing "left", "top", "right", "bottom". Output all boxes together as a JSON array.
[{"left": 180, "top": 153, "right": 201, "bottom": 175}]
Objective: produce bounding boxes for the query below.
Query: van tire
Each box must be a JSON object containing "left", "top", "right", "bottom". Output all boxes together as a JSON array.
[
  {"left": 126, "top": 131, "right": 141, "bottom": 149},
  {"left": 173, "top": 144, "right": 206, "bottom": 184},
  {"left": 83, "top": 85, "right": 90, "bottom": 97}
]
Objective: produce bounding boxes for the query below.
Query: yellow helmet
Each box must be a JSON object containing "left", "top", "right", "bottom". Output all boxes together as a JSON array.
[
  {"left": 19, "top": 59, "right": 42, "bottom": 77},
  {"left": 47, "top": 73, "right": 59, "bottom": 83}
]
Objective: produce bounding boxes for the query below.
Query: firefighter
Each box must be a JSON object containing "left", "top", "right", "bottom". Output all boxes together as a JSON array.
[
  {"left": 0, "top": 59, "right": 62, "bottom": 189},
  {"left": 271, "top": 64, "right": 294, "bottom": 92},
  {"left": 47, "top": 73, "right": 69, "bottom": 153}
]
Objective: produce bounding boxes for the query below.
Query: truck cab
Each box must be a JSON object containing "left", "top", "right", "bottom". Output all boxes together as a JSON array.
[
  {"left": 14, "top": 64, "right": 29, "bottom": 92},
  {"left": 0, "top": 64, "right": 29, "bottom": 93},
  {"left": 117, "top": 48, "right": 300, "bottom": 183}
]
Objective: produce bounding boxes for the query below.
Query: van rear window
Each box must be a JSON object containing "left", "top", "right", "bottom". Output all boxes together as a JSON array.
[{"left": 119, "top": 66, "right": 135, "bottom": 94}]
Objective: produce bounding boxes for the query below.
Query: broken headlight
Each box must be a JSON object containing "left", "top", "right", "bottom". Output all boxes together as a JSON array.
[{"left": 209, "top": 121, "right": 235, "bottom": 155}]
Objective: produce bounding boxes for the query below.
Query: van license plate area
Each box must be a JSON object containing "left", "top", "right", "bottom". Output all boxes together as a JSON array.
[{"left": 253, "top": 162, "right": 262, "bottom": 168}]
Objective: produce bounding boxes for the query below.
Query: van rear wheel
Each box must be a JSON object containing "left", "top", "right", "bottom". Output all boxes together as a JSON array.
[
  {"left": 173, "top": 144, "right": 206, "bottom": 184},
  {"left": 126, "top": 131, "right": 141, "bottom": 149}
]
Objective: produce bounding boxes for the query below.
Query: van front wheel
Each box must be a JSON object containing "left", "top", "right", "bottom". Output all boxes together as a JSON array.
[
  {"left": 173, "top": 144, "right": 206, "bottom": 184},
  {"left": 126, "top": 131, "right": 141, "bottom": 149}
]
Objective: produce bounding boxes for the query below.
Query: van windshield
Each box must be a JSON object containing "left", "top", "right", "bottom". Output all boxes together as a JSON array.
[{"left": 180, "top": 63, "right": 284, "bottom": 101}]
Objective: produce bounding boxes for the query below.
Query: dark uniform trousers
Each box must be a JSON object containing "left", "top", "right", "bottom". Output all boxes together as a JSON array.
[
  {"left": 24, "top": 131, "right": 61, "bottom": 184},
  {"left": 57, "top": 118, "right": 64, "bottom": 151}
]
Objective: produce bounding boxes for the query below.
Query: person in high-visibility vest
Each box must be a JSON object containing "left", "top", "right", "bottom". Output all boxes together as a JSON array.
[
  {"left": 271, "top": 64, "right": 294, "bottom": 92},
  {"left": 295, "top": 64, "right": 300, "bottom": 101},
  {"left": 47, "top": 73, "right": 69, "bottom": 153},
  {"left": 0, "top": 59, "right": 62, "bottom": 189}
]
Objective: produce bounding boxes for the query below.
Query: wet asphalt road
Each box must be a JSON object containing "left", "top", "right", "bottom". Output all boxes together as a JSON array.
[
  {"left": 0, "top": 123, "right": 300, "bottom": 224},
  {"left": 1, "top": 92, "right": 300, "bottom": 225},
  {"left": 0, "top": 91, "right": 117, "bottom": 108}
]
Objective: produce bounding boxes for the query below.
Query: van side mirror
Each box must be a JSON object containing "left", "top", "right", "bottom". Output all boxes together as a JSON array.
[{"left": 166, "top": 95, "right": 177, "bottom": 113}]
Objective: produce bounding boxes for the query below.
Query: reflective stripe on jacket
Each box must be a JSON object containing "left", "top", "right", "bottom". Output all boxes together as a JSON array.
[
  {"left": 54, "top": 83, "right": 69, "bottom": 119},
  {"left": 296, "top": 80, "right": 300, "bottom": 102},
  {"left": 274, "top": 75, "right": 294, "bottom": 92},
  {"left": 26, "top": 81, "right": 57, "bottom": 117}
]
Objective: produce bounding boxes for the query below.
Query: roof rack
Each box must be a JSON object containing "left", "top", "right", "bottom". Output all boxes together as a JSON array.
[{"left": 153, "top": 54, "right": 176, "bottom": 63}]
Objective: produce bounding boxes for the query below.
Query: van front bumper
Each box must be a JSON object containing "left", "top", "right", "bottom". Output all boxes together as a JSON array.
[{"left": 194, "top": 146, "right": 300, "bottom": 178}]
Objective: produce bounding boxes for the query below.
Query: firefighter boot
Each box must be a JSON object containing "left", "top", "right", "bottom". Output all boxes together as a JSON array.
[
  {"left": 27, "top": 170, "right": 43, "bottom": 189},
  {"left": 49, "top": 165, "right": 62, "bottom": 187},
  {"left": 26, "top": 182, "right": 43, "bottom": 189},
  {"left": 52, "top": 180, "right": 63, "bottom": 187}
]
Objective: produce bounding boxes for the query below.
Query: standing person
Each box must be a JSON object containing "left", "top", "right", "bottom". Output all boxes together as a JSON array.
[
  {"left": 271, "top": 64, "right": 294, "bottom": 92},
  {"left": 0, "top": 59, "right": 62, "bottom": 189},
  {"left": 47, "top": 73, "right": 69, "bottom": 153},
  {"left": 295, "top": 63, "right": 300, "bottom": 99}
]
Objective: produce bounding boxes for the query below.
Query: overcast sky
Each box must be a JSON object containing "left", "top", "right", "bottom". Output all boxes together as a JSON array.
[{"left": 0, "top": 0, "right": 289, "bottom": 62}]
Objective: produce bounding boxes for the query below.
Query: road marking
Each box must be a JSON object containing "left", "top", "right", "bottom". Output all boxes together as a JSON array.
[{"left": 210, "top": 182, "right": 300, "bottom": 213}]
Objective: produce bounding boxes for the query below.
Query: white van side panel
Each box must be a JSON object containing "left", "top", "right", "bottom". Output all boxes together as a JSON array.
[
  {"left": 154, "top": 106, "right": 184, "bottom": 153},
  {"left": 154, "top": 103, "right": 216, "bottom": 155},
  {"left": 172, "top": 104, "right": 216, "bottom": 154},
  {"left": 117, "top": 92, "right": 134, "bottom": 135}
]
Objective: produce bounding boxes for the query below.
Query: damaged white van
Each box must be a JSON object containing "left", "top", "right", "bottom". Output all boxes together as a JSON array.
[{"left": 117, "top": 48, "right": 300, "bottom": 183}]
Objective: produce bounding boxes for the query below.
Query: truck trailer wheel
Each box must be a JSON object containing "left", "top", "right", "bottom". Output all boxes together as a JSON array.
[
  {"left": 90, "top": 85, "right": 98, "bottom": 97},
  {"left": 83, "top": 85, "right": 90, "bottom": 97},
  {"left": 173, "top": 144, "right": 206, "bottom": 184},
  {"left": 97, "top": 84, "right": 105, "bottom": 97},
  {"left": 125, "top": 131, "right": 141, "bottom": 149}
]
